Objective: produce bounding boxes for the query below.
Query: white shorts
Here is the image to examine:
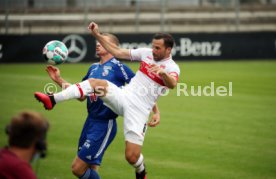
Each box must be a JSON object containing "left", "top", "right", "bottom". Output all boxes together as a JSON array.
[{"left": 101, "top": 81, "right": 151, "bottom": 145}]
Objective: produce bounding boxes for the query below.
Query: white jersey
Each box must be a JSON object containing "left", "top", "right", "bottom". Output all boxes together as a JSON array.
[
  {"left": 102, "top": 48, "right": 180, "bottom": 145},
  {"left": 126, "top": 48, "right": 180, "bottom": 109}
]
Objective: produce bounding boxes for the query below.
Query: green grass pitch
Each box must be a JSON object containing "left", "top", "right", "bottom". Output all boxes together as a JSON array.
[{"left": 0, "top": 61, "right": 276, "bottom": 179}]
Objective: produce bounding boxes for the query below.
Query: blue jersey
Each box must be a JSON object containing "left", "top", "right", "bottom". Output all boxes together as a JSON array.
[{"left": 82, "top": 57, "right": 135, "bottom": 120}]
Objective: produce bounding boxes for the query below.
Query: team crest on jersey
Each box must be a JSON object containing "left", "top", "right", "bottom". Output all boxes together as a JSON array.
[{"left": 102, "top": 66, "right": 112, "bottom": 76}]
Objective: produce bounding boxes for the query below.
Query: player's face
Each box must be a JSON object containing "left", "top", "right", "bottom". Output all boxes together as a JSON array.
[
  {"left": 95, "top": 41, "right": 108, "bottom": 57},
  {"left": 152, "top": 39, "right": 171, "bottom": 61}
]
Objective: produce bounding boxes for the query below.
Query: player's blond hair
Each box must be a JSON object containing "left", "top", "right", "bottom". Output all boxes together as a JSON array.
[{"left": 102, "top": 33, "right": 120, "bottom": 46}]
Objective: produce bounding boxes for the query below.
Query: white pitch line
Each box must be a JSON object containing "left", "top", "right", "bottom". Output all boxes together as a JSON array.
[{"left": 0, "top": 74, "right": 50, "bottom": 81}]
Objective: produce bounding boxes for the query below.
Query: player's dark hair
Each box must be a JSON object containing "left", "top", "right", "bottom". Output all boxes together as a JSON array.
[
  {"left": 153, "top": 33, "right": 175, "bottom": 49},
  {"left": 102, "top": 33, "right": 120, "bottom": 46},
  {"left": 7, "top": 111, "right": 49, "bottom": 149}
]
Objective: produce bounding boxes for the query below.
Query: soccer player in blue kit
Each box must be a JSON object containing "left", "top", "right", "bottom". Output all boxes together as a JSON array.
[{"left": 44, "top": 33, "right": 160, "bottom": 179}]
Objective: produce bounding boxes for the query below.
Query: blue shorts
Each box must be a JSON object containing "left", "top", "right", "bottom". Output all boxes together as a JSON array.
[{"left": 77, "top": 117, "right": 117, "bottom": 166}]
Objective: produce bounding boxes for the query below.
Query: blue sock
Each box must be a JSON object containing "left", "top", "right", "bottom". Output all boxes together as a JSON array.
[{"left": 79, "top": 168, "right": 100, "bottom": 179}]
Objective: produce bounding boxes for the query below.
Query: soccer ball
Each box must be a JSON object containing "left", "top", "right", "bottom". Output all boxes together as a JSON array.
[{"left": 43, "top": 40, "right": 68, "bottom": 65}]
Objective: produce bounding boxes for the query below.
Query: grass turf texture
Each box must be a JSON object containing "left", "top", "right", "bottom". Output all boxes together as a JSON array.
[{"left": 0, "top": 61, "right": 276, "bottom": 179}]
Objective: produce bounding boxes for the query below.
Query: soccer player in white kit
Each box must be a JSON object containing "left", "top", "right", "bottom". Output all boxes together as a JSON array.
[{"left": 35, "top": 22, "right": 180, "bottom": 179}]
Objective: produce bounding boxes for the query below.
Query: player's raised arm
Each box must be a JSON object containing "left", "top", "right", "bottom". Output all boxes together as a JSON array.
[{"left": 88, "top": 22, "right": 131, "bottom": 60}]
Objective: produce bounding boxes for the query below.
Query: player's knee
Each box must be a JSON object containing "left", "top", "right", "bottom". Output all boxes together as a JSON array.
[
  {"left": 88, "top": 78, "right": 97, "bottom": 88},
  {"left": 71, "top": 162, "right": 85, "bottom": 177},
  {"left": 71, "top": 164, "right": 79, "bottom": 177},
  {"left": 88, "top": 78, "right": 107, "bottom": 94},
  {"left": 125, "top": 151, "right": 140, "bottom": 164},
  {"left": 88, "top": 78, "right": 105, "bottom": 88}
]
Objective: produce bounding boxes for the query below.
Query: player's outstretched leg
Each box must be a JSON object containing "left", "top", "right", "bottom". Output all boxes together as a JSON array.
[
  {"left": 34, "top": 92, "right": 56, "bottom": 110},
  {"left": 34, "top": 79, "right": 107, "bottom": 110}
]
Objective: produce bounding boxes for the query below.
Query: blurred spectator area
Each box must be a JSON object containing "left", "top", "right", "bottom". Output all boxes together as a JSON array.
[{"left": 0, "top": 0, "right": 276, "bottom": 34}]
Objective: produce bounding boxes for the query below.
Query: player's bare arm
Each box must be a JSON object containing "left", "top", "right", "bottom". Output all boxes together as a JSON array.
[
  {"left": 46, "top": 65, "right": 70, "bottom": 88},
  {"left": 148, "top": 103, "right": 160, "bottom": 127},
  {"left": 148, "top": 64, "right": 178, "bottom": 89},
  {"left": 88, "top": 22, "right": 130, "bottom": 60},
  {"left": 46, "top": 65, "right": 86, "bottom": 101}
]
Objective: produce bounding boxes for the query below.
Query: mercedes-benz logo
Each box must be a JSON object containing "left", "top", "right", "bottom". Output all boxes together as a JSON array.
[{"left": 63, "top": 35, "right": 87, "bottom": 63}]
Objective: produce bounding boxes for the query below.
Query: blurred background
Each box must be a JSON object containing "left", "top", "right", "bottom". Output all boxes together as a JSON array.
[
  {"left": 0, "top": 0, "right": 276, "bottom": 62},
  {"left": 1, "top": 0, "right": 276, "bottom": 34}
]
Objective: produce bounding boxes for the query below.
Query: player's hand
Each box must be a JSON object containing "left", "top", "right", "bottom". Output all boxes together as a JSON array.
[
  {"left": 148, "top": 112, "right": 160, "bottom": 127},
  {"left": 46, "top": 65, "right": 61, "bottom": 82},
  {"left": 148, "top": 64, "right": 166, "bottom": 76},
  {"left": 88, "top": 22, "right": 100, "bottom": 36}
]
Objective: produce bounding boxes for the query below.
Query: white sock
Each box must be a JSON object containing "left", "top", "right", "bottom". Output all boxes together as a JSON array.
[
  {"left": 133, "top": 154, "right": 145, "bottom": 173},
  {"left": 54, "top": 80, "right": 93, "bottom": 103}
]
